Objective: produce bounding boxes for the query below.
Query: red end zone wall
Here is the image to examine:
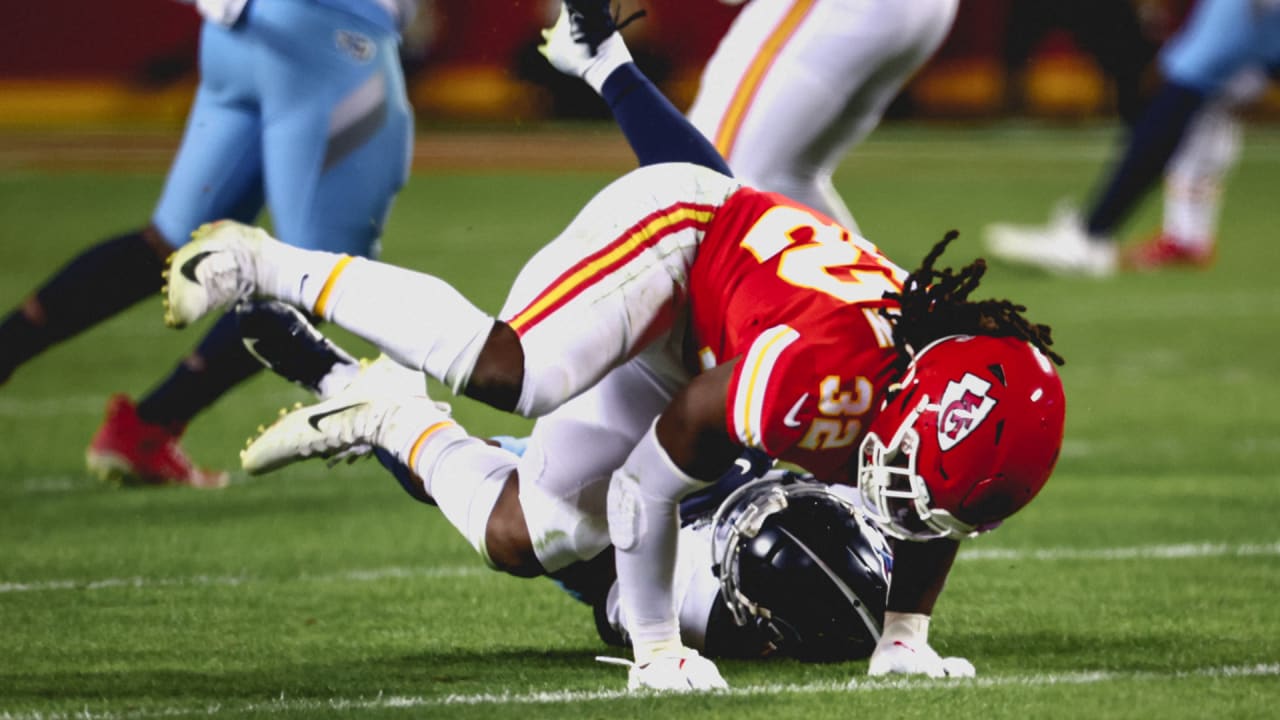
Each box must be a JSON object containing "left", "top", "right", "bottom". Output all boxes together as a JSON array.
[{"left": 6, "top": 0, "right": 1264, "bottom": 125}]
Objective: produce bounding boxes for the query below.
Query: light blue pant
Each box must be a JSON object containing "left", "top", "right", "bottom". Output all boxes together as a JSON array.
[
  {"left": 1160, "top": 0, "right": 1280, "bottom": 93},
  {"left": 152, "top": 0, "right": 413, "bottom": 258}
]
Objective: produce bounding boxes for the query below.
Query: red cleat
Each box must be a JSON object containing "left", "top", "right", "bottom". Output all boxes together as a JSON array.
[
  {"left": 1122, "top": 233, "right": 1215, "bottom": 272},
  {"left": 86, "top": 394, "right": 229, "bottom": 488}
]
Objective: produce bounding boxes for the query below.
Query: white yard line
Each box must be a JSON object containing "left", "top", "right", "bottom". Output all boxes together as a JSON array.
[
  {"left": 0, "top": 565, "right": 486, "bottom": 594},
  {"left": 0, "top": 664, "right": 1276, "bottom": 718},
  {"left": 2, "top": 541, "right": 1276, "bottom": 595}
]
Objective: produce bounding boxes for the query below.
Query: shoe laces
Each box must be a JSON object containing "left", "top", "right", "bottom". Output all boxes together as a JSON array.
[
  {"left": 567, "top": 2, "right": 646, "bottom": 52},
  {"left": 201, "top": 250, "right": 257, "bottom": 306}
]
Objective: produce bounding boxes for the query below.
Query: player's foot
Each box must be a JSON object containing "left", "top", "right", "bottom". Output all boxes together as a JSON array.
[
  {"left": 234, "top": 299, "right": 360, "bottom": 397},
  {"left": 539, "top": 1, "right": 643, "bottom": 79},
  {"left": 86, "top": 395, "right": 229, "bottom": 488},
  {"left": 241, "top": 355, "right": 438, "bottom": 474},
  {"left": 983, "top": 203, "right": 1117, "bottom": 278},
  {"left": 1121, "top": 233, "right": 1215, "bottom": 272},
  {"left": 164, "top": 220, "right": 277, "bottom": 329},
  {"left": 600, "top": 649, "right": 728, "bottom": 692}
]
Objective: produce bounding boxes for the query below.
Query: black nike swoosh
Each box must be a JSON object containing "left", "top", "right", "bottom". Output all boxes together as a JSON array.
[
  {"left": 307, "top": 402, "right": 365, "bottom": 432},
  {"left": 180, "top": 251, "right": 217, "bottom": 283}
]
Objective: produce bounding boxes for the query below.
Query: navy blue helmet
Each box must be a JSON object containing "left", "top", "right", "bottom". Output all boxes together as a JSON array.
[{"left": 708, "top": 473, "right": 892, "bottom": 661}]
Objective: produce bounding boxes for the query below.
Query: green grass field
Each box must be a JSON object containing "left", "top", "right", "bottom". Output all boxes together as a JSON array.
[{"left": 1, "top": 124, "right": 1278, "bottom": 718}]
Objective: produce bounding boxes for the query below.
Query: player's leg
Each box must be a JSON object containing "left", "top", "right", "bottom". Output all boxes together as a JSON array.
[
  {"left": 603, "top": 362, "right": 738, "bottom": 690},
  {"left": 0, "top": 20, "right": 262, "bottom": 387},
  {"left": 1126, "top": 68, "right": 1263, "bottom": 270},
  {"left": 541, "top": 0, "right": 730, "bottom": 174},
  {"left": 0, "top": 226, "right": 172, "bottom": 385},
  {"left": 253, "top": 0, "right": 413, "bottom": 258},
  {"left": 85, "top": 18, "right": 266, "bottom": 487},
  {"left": 166, "top": 163, "right": 737, "bottom": 418},
  {"left": 687, "top": 0, "right": 957, "bottom": 231},
  {"left": 1083, "top": 0, "right": 1273, "bottom": 243}
]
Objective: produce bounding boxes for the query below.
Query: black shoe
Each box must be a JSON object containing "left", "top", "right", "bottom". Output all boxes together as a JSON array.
[
  {"left": 234, "top": 299, "right": 357, "bottom": 395},
  {"left": 564, "top": 0, "right": 646, "bottom": 53}
]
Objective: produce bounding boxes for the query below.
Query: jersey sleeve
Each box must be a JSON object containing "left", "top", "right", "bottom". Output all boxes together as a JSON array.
[
  {"left": 725, "top": 323, "right": 892, "bottom": 481},
  {"left": 725, "top": 324, "right": 814, "bottom": 456}
]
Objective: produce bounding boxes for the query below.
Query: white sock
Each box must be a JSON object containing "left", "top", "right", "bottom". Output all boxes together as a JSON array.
[
  {"left": 607, "top": 422, "right": 710, "bottom": 662},
  {"left": 266, "top": 255, "right": 493, "bottom": 394},
  {"left": 382, "top": 400, "right": 515, "bottom": 565},
  {"left": 1162, "top": 173, "right": 1222, "bottom": 251},
  {"left": 583, "top": 33, "right": 633, "bottom": 94}
]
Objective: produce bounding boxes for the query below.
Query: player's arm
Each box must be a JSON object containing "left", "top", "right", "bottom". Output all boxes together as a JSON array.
[{"left": 867, "top": 537, "right": 974, "bottom": 678}]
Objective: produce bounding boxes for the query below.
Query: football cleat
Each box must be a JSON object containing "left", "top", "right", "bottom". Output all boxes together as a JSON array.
[
  {"left": 164, "top": 220, "right": 276, "bottom": 329},
  {"left": 539, "top": 0, "right": 644, "bottom": 78},
  {"left": 599, "top": 649, "right": 729, "bottom": 692},
  {"left": 241, "top": 355, "right": 437, "bottom": 474},
  {"left": 983, "top": 203, "right": 1117, "bottom": 277},
  {"left": 86, "top": 394, "right": 229, "bottom": 489},
  {"left": 234, "top": 299, "right": 359, "bottom": 397},
  {"left": 1121, "top": 232, "right": 1215, "bottom": 271}
]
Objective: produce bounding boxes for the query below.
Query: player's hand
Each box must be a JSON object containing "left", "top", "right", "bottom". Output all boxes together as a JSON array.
[
  {"left": 868, "top": 636, "right": 975, "bottom": 678},
  {"left": 867, "top": 611, "right": 975, "bottom": 678}
]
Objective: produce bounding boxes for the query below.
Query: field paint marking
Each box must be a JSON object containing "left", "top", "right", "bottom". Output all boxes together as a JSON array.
[
  {"left": 0, "top": 663, "right": 1276, "bottom": 718},
  {"left": 3, "top": 541, "right": 1277, "bottom": 596},
  {"left": 0, "top": 565, "right": 486, "bottom": 594},
  {"left": 961, "top": 541, "right": 1280, "bottom": 561}
]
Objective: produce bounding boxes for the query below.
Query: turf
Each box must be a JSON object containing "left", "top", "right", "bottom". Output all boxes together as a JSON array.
[{"left": 1, "top": 124, "right": 1278, "bottom": 718}]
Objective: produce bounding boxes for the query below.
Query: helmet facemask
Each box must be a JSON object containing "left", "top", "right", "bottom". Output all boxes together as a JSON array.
[{"left": 857, "top": 394, "right": 981, "bottom": 542}]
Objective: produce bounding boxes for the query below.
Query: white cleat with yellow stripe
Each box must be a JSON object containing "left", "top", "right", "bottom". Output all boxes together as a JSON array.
[
  {"left": 240, "top": 354, "right": 445, "bottom": 475},
  {"left": 163, "top": 220, "right": 276, "bottom": 329}
]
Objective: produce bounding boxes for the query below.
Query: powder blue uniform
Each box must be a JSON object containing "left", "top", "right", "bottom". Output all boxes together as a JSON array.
[
  {"left": 154, "top": 0, "right": 415, "bottom": 257},
  {"left": 1161, "top": 0, "right": 1280, "bottom": 93}
]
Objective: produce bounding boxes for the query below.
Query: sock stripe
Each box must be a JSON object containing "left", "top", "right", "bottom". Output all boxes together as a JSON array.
[
  {"left": 408, "top": 420, "right": 459, "bottom": 468},
  {"left": 312, "top": 255, "right": 355, "bottom": 317}
]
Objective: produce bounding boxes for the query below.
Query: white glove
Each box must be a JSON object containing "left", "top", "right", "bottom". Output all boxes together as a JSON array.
[{"left": 868, "top": 612, "right": 976, "bottom": 678}]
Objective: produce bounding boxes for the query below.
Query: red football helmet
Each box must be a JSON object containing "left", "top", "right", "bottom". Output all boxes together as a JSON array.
[{"left": 857, "top": 335, "right": 1065, "bottom": 541}]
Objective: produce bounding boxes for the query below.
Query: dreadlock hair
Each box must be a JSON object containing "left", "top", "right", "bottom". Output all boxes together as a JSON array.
[{"left": 881, "top": 230, "right": 1063, "bottom": 372}]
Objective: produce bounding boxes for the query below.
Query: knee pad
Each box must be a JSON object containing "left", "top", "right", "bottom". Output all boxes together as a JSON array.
[{"left": 519, "top": 478, "right": 611, "bottom": 573}]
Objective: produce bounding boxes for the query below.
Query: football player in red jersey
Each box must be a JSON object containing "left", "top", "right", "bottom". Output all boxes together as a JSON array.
[{"left": 162, "top": 0, "right": 1066, "bottom": 691}]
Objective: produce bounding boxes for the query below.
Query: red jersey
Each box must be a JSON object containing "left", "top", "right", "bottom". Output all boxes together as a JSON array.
[{"left": 688, "top": 187, "right": 907, "bottom": 482}]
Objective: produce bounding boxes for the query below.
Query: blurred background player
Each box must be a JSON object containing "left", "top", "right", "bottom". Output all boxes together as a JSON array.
[
  {"left": 984, "top": 0, "right": 1280, "bottom": 276},
  {"left": 0, "top": 0, "right": 416, "bottom": 487},
  {"left": 685, "top": 0, "right": 958, "bottom": 232},
  {"left": 166, "top": 0, "right": 1066, "bottom": 691}
]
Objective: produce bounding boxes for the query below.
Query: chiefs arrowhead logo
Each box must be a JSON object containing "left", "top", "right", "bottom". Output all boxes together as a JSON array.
[{"left": 937, "top": 373, "right": 998, "bottom": 451}]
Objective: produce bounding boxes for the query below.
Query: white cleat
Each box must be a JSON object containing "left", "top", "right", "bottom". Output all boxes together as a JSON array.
[
  {"left": 539, "top": 4, "right": 599, "bottom": 78},
  {"left": 538, "top": 1, "right": 638, "bottom": 79},
  {"left": 983, "top": 203, "right": 1118, "bottom": 278},
  {"left": 164, "top": 220, "right": 277, "bottom": 328},
  {"left": 241, "top": 355, "right": 448, "bottom": 475},
  {"left": 600, "top": 649, "right": 728, "bottom": 692}
]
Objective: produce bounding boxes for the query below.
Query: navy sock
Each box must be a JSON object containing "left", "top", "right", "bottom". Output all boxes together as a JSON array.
[
  {"left": 1086, "top": 82, "right": 1206, "bottom": 238},
  {"left": 601, "top": 63, "right": 732, "bottom": 175},
  {"left": 136, "top": 311, "right": 262, "bottom": 429},
  {"left": 0, "top": 229, "right": 165, "bottom": 381}
]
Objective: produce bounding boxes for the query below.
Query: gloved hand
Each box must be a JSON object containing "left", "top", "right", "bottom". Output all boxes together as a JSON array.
[{"left": 868, "top": 611, "right": 975, "bottom": 678}]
